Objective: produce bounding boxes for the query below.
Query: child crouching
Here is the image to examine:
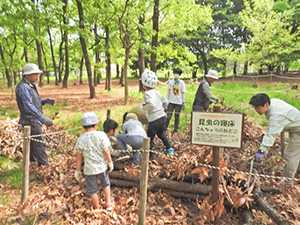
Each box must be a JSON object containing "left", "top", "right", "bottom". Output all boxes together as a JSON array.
[{"left": 74, "top": 112, "right": 115, "bottom": 210}]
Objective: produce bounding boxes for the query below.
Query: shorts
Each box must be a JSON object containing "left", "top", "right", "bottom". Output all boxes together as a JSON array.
[{"left": 85, "top": 170, "right": 111, "bottom": 196}]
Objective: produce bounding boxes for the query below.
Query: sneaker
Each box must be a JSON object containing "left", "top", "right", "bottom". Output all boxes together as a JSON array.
[
  {"left": 106, "top": 197, "right": 115, "bottom": 210},
  {"left": 115, "top": 154, "right": 130, "bottom": 162},
  {"left": 164, "top": 148, "right": 174, "bottom": 155}
]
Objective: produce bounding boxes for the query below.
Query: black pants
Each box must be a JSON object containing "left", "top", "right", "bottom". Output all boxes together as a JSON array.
[
  {"left": 166, "top": 103, "right": 182, "bottom": 132},
  {"left": 147, "top": 116, "right": 171, "bottom": 150},
  {"left": 27, "top": 122, "right": 49, "bottom": 167}
]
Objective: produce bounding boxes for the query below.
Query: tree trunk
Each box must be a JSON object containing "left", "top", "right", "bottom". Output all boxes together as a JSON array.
[
  {"left": 13, "top": 71, "right": 17, "bottom": 85},
  {"left": 36, "top": 39, "right": 44, "bottom": 87},
  {"left": 76, "top": 0, "right": 95, "bottom": 98},
  {"left": 62, "top": 0, "right": 69, "bottom": 89},
  {"left": 105, "top": 25, "right": 111, "bottom": 91},
  {"left": 243, "top": 61, "right": 248, "bottom": 75},
  {"left": 58, "top": 28, "right": 64, "bottom": 83},
  {"left": 124, "top": 49, "right": 129, "bottom": 105},
  {"left": 138, "top": 16, "right": 145, "bottom": 92},
  {"left": 200, "top": 52, "right": 208, "bottom": 74},
  {"left": 79, "top": 56, "right": 84, "bottom": 84},
  {"left": 192, "top": 68, "right": 197, "bottom": 79},
  {"left": 48, "top": 28, "right": 58, "bottom": 86},
  {"left": 233, "top": 61, "right": 237, "bottom": 75},
  {"left": 116, "top": 64, "right": 120, "bottom": 78},
  {"left": 120, "top": 67, "right": 124, "bottom": 86},
  {"left": 0, "top": 46, "right": 12, "bottom": 88},
  {"left": 23, "top": 47, "right": 28, "bottom": 62},
  {"left": 41, "top": 43, "right": 50, "bottom": 84},
  {"left": 62, "top": 31, "right": 69, "bottom": 88},
  {"left": 150, "top": 0, "right": 159, "bottom": 72},
  {"left": 93, "top": 24, "right": 99, "bottom": 87}
]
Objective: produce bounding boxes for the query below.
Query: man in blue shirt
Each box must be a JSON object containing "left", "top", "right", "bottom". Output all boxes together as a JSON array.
[{"left": 16, "top": 63, "right": 56, "bottom": 167}]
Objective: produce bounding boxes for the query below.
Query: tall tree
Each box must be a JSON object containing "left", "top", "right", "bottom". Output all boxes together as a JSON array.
[
  {"left": 240, "top": 0, "right": 298, "bottom": 77},
  {"left": 76, "top": 0, "right": 95, "bottom": 98},
  {"left": 150, "top": 0, "right": 159, "bottom": 72},
  {"left": 62, "top": 0, "right": 70, "bottom": 88}
]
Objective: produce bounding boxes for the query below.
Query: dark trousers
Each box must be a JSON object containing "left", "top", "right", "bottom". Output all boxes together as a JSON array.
[
  {"left": 27, "top": 122, "right": 49, "bottom": 167},
  {"left": 166, "top": 103, "right": 182, "bottom": 132},
  {"left": 147, "top": 116, "right": 171, "bottom": 150}
]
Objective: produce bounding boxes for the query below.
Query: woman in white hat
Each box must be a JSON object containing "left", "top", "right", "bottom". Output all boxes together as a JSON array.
[{"left": 192, "top": 69, "right": 219, "bottom": 112}]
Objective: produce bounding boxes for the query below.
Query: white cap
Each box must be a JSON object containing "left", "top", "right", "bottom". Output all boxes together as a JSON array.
[
  {"left": 22, "top": 63, "right": 43, "bottom": 76},
  {"left": 205, "top": 70, "right": 218, "bottom": 80},
  {"left": 82, "top": 112, "right": 99, "bottom": 126}
]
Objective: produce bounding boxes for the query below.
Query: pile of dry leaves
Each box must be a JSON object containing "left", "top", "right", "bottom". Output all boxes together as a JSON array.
[{"left": 0, "top": 109, "right": 300, "bottom": 224}]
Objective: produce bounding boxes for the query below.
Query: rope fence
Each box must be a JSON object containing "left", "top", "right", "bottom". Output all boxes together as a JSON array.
[{"left": 28, "top": 134, "right": 300, "bottom": 182}]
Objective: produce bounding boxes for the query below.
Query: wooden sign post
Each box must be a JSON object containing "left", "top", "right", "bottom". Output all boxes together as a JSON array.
[{"left": 191, "top": 106, "right": 244, "bottom": 223}]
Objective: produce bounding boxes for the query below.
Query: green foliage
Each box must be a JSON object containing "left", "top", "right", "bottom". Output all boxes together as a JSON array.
[
  {"left": 0, "top": 157, "right": 23, "bottom": 189},
  {"left": 240, "top": 0, "right": 298, "bottom": 67}
]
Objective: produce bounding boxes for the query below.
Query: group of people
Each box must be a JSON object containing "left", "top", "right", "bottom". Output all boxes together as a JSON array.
[{"left": 15, "top": 63, "right": 300, "bottom": 210}]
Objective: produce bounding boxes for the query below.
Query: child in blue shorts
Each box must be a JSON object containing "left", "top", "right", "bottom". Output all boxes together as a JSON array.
[{"left": 74, "top": 112, "right": 115, "bottom": 210}]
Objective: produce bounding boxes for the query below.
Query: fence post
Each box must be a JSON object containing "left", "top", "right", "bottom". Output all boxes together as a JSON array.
[
  {"left": 138, "top": 137, "right": 150, "bottom": 225},
  {"left": 107, "top": 109, "right": 111, "bottom": 120},
  {"left": 21, "top": 126, "right": 31, "bottom": 203},
  {"left": 212, "top": 105, "right": 221, "bottom": 225}
]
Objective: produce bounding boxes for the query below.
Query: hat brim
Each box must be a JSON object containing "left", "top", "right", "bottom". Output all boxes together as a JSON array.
[
  {"left": 23, "top": 69, "right": 43, "bottom": 75},
  {"left": 205, "top": 75, "right": 218, "bottom": 79}
]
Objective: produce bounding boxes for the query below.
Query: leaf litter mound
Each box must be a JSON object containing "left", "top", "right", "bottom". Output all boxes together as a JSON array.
[{"left": 1, "top": 106, "right": 300, "bottom": 224}]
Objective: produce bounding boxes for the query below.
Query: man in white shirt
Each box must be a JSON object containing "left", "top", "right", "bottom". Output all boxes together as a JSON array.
[{"left": 250, "top": 93, "right": 300, "bottom": 183}]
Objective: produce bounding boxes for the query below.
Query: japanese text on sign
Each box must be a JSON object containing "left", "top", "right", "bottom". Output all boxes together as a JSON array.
[{"left": 191, "top": 112, "right": 244, "bottom": 148}]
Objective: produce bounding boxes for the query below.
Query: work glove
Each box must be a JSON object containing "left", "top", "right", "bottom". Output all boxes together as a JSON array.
[
  {"left": 255, "top": 149, "right": 264, "bottom": 161},
  {"left": 44, "top": 98, "right": 56, "bottom": 106},
  {"left": 43, "top": 117, "right": 53, "bottom": 128},
  {"left": 182, "top": 102, "right": 185, "bottom": 110},
  {"left": 74, "top": 170, "right": 82, "bottom": 182},
  {"left": 107, "top": 162, "right": 114, "bottom": 173}
]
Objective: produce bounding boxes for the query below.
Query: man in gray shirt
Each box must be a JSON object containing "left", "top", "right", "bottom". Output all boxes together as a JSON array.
[{"left": 192, "top": 69, "right": 219, "bottom": 112}]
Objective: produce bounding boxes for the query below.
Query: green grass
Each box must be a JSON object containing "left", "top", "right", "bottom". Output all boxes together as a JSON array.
[
  {"left": 155, "top": 80, "right": 300, "bottom": 132},
  {"left": 0, "top": 157, "right": 23, "bottom": 189}
]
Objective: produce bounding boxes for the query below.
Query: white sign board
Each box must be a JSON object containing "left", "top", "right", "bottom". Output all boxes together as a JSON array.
[{"left": 191, "top": 111, "right": 244, "bottom": 148}]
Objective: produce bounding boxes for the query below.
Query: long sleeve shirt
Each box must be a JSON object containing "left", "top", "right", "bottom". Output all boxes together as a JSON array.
[
  {"left": 192, "top": 77, "right": 218, "bottom": 111},
  {"left": 15, "top": 78, "right": 46, "bottom": 126},
  {"left": 122, "top": 119, "right": 147, "bottom": 137},
  {"left": 260, "top": 98, "right": 300, "bottom": 152},
  {"left": 141, "top": 89, "right": 168, "bottom": 122}
]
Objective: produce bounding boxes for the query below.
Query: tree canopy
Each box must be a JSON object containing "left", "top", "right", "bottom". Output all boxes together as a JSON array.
[{"left": 0, "top": 0, "right": 299, "bottom": 93}]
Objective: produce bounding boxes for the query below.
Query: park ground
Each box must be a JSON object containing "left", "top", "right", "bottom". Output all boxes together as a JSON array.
[{"left": 1, "top": 74, "right": 300, "bottom": 224}]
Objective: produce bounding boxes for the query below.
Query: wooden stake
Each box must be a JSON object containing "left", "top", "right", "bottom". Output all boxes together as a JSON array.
[
  {"left": 138, "top": 137, "right": 150, "bottom": 225},
  {"left": 21, "top": 126, "right": 31, "bottom": 203},
  {"left": 212, "top": 105, "right": 221, "bottom": 224}
]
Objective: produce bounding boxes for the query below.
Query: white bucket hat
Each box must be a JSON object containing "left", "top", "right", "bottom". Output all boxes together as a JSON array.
[
  {"left": 205, "top": 70, "right": 218, "bottom": 80},
  {"left": 82, "top": 112, "right": 99, "bottom": 126},
  {"left": 22, "top": 63, "right": 43, "bottom": 76}
]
